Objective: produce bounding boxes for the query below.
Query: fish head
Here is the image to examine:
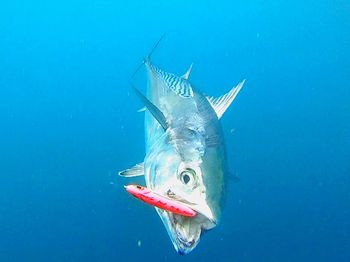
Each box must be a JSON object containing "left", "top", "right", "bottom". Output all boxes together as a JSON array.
[{"left": 146, "top": 143, "right": 224, "bottom": 254}]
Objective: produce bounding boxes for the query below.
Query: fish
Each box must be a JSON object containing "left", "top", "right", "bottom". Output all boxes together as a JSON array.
[
  {"left": 119, "top": 49, "right": 244, "bottom": 254},
  {"left": 124, "top": 184, "right": 197, "bottom": 217}
]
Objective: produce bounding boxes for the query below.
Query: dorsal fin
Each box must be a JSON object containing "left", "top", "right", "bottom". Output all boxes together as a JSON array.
[
  {"left": 118, "top": 162, "right": 144, "bottom": 177},
  {"left": 132, "top": 86, "right": 168, "bottom": 130},
  {"left": 207, "top": 79, "right": 245, "bottom": 119},
  {"left": 182, "top": 63, "right": 193, "bottom": 80}
]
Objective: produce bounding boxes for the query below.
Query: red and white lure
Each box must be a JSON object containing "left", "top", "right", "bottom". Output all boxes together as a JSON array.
[{"left": 124, "top": 184, "right": 197, "bottom": 217}]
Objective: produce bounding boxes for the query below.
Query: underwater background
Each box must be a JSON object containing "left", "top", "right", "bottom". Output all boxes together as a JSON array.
[{"left": 0, "top": 0, "right": 349, "bottom": 261}]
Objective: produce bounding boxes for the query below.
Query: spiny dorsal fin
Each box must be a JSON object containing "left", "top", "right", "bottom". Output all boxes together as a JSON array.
[
  {"left": 182, "top": 63, "right": 193, "bottom": 80},
  {"left": 207, "top": 79, "right": 245, "bottom": 119},
  {"left": 118, "top": 162, "right": 144, "bottom": 177},
  {"left": 132, "top": 86, "right": 168, "bottom": 130}
]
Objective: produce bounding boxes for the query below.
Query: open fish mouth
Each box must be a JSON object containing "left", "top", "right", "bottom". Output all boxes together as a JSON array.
[
  {"left": 157, "top": 206, "right": 216, "bottom": 255},
  {"left": 166, "top": 212, "right": 202, "bottom": 254}
]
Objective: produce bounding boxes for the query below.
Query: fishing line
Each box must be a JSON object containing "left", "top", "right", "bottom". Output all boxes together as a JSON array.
[{"left": 129, "top": 33, "right": 166, "bottom": 83}]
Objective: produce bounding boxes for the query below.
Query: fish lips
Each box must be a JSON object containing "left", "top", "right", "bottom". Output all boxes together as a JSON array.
[{"left": 157, "top": 207, "right": 217, "bottom": 255}]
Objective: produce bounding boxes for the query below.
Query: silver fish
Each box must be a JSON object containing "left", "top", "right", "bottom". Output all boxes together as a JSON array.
[{"left": 119, "top": 56, "right": 244, "bottom": 254}]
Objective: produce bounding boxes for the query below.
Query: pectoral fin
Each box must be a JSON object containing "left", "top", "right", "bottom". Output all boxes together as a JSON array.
[
  {"left": 207, "top": 79, "right": 245, "bottom": 119},
  {"left": 118, "top": 162, "right": 144, "bottom": 177},
  {"left": 132, "top": 86, "right": 168, "bottom": 130}
]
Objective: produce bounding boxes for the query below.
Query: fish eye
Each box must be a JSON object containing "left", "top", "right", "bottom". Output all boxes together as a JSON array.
[
  {"left": 179, "top": 168, "right": 196, "bottom": 185},
  {"left": 183, "top": 174, "right": 190, "bottom": 184}
]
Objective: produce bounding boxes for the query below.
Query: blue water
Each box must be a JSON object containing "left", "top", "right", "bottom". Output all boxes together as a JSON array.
[{"left": 0, "top": 0, "right": 349, "bottom": 261}]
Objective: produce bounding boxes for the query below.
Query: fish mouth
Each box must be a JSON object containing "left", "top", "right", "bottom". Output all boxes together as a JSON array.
[
  {"left": 162, "top": 211, "right": 201, "bottom": 254},
  {"left": 157, "top": 207, "right": 216, "bottom": 255}
]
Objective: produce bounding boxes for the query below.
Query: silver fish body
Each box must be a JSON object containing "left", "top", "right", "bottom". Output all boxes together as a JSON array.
[{"left": 120, "top": 57, "right": 244, "bottom": 254}]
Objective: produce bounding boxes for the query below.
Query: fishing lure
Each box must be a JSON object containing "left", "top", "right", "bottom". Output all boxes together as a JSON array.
[{"left": 124, "top": 184, "right": 197, "bottom": 217}]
